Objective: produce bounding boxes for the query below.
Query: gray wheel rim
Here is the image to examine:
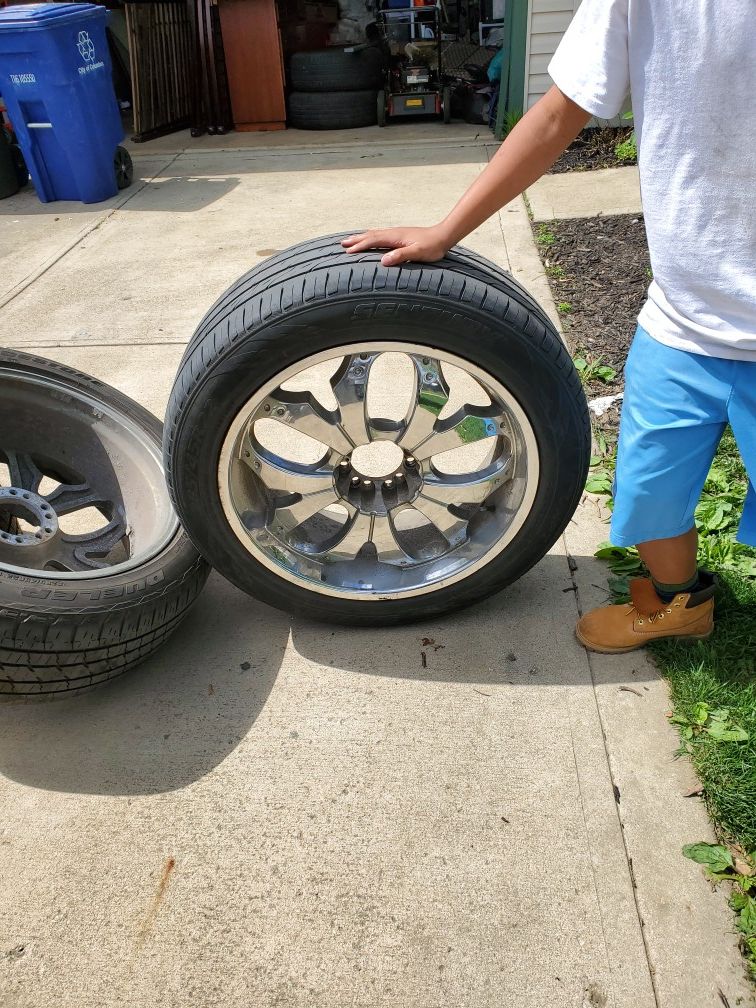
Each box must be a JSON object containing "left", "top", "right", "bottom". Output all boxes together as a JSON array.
[
  {"left": 218, "top": 342, "right": 540, "bottom": 601},
  {"left": 0, "top": 365, "right": 178, "bottom": 580}
]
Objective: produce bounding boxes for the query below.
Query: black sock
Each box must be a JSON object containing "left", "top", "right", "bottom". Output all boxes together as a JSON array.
[{"left": 652, "top": 571, "right": 701, "bottom": 603}]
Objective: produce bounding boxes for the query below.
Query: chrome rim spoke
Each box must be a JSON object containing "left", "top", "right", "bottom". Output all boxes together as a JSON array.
[
  {"left": 331, "top": 354, "right": 376, "bottom": 446},
  {"left": 327, "top": 510, "right": 373, "bottom": 561},
  {"left": 411, "top": 404, "right": 506, "bottom": 462},
  {"left": 410, "top": 496, "right": 468, "bottom": 544},
  {"left": 398, "top": 356, "right": 449, "bottom": 452},
  {"left": 422, "top": 456, "right": 513, "bottom": 507},
  {"left": 272, "top": 488, "right": 340, "bottom": 535},
  {"left": 243, "top": 440, "right": 335, "bottom": 497},
  {"left": 260, "top": 387, "right": 353, "bottom": 455}
]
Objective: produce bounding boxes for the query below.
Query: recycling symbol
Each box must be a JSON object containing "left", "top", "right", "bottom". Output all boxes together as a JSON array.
[{"left": 77, "top": 30, "right": 95, "bottom": 62}]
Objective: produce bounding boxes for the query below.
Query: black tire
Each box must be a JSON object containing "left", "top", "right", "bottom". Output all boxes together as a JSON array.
[
  {"left": 290, "top": 48, "right": 384, "bottom": 92},
  {"left": 288, "top": 90, "right": 379, "bottom": 130},
  {"left": 164, "top": 235, "right": 590, "bottom": 627},
  {"left": 114, "top": 145, "right": 133, "bottom": 190},
  {"left": 442, "top": 85, "right": 451, "bottom": 124},
  {"left": 0, "top": 350, "right": 210, "bottom": 697},
  {"left": 377, "top": 88, "right": 387, "bottom": 127}
]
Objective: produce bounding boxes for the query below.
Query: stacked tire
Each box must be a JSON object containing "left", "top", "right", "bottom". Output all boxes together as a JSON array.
[{"left": 287, "top": 48, "right": 384, "bottom": 130}]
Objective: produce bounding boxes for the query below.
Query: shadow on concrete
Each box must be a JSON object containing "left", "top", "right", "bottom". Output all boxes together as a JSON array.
[
  {"left": 0, "top": 143, "right": 492, "bottom": 217},
  {"left": 0, "top": 174, "right": 241, "bottom": 217},
  {"left": 0, "top": 553, "right": 663, "bottom": 798}
]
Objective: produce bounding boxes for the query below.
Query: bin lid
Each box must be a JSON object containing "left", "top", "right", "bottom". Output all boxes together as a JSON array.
[{"left": 0, "top": 4, "right": 106, "bottom": 29}]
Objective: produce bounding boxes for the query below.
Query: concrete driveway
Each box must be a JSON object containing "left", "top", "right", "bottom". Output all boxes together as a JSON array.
[{"left": 0, "top": 130, "right": 751, "bottom": 1008}]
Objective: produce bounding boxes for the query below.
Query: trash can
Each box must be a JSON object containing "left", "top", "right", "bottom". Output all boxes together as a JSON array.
[
  {"left": 0, "top": 4, "right": 124, "bottom": 203},
  {"left": 0, "top": 124, "right": 19, "bottom": 198}
]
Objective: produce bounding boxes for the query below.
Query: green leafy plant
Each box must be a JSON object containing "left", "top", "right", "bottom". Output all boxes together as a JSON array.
[
  {"left": 671, "top": 703, "right": 750, "bottom": 747},
  {"left": 557, "top": 301, "right": 572, "bottom": 315},
  {"left": 536, "top": 224, "right": 556, "bottom": 247},
  {"left": 615, "top": 135, "right": 637, "bottom": 162},
  {"left": 588, "top": 429, "right": 756, "bottom": 979},
  {"left": 573, "top": 354, "right": 617, "bottom": 384},
  {"left": 683, "top": 843, "right": 756, "bottom": 976},
  {"left": 545, "top": 262, "right": 565, "bottom": 279},
  {"left": 615, "top": 109, "right": 637, "bottom": 162}
]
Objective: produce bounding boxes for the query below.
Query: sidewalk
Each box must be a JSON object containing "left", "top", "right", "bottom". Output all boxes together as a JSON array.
[{"left": 0, "top": 140, "right": 752, "bottom": 1008}]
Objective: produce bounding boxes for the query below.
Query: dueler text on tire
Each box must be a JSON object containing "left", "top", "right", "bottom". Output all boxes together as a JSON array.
[
  {"left": 288, "top": 90, "right": 379, "bottom": 130},
  {"left": 164, "top": 236, "right": 590, "bottom": 626},
  {"left": 0, "top": 350, "right": 210, "bottom": 697}
]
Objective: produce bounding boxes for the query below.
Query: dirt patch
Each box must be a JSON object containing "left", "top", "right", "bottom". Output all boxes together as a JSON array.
[
  {"left": 533, "top": 213, "right": 651, "bottom": 435},
  {"left": 550, "top": 126, "right": 636, "bottom": 173}
]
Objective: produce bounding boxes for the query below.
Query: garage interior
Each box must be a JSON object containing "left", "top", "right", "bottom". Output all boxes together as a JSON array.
[{"left": 107, "top": 0, "right": 514, "bottom": 141}]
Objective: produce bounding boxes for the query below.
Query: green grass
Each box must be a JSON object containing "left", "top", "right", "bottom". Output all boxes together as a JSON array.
[
  {"left": 589, "top": 427, "right": 756, "bottom": 976},
  {"left": 615, "top": 133, "right": 638, "bottom": 162},
  {"left": 536, "top": 223, "right": 556, "bottom": 247}
]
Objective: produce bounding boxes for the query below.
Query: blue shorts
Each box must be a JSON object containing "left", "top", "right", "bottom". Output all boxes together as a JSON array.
[{"left": 610, "top": 326, "right": 756, "bottom": 547}]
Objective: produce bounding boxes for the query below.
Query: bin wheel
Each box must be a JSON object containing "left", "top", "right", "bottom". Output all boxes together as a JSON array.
[
  {"left": 114, "top": 145, "right": 133, "bottom": 190},
  {"left": 377, "top": 89, "right": 387, "bottom": 127},
  {"left": 442, "top": 85, "right": 451, "bottom": 124},
  {"left": 10, "top": 143, "right": 28, "bottom": 189}
]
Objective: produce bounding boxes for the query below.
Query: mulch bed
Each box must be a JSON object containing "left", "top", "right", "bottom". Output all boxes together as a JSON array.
[
  {"left": 550, "top": 126, "right": 636, "bottom": 173},
  {"left": 534, "top": 213, "right": 651, "bottom": 435}
]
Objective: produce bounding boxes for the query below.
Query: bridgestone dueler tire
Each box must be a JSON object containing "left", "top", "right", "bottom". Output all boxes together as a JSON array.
[
  {"left": 288, "top": 90, "right": 378, "bottom": 130},
  {"left": 290, "top": 48, "right": 384, "bottom": 92},
  {"left": 0, "top": 351, "right": 210, "bottom": 697},
  {"left": 164, "top": 235, "right": 590, "bottom": 626}
]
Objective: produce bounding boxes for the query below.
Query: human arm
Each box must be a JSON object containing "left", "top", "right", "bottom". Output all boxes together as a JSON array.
[{"left": 342, "top": 85, "right": 591, "bottom": 266}]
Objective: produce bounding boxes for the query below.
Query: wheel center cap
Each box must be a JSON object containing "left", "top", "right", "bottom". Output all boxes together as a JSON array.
[{"left": 350, "top": 441, "right": 405, "bottom": 481}]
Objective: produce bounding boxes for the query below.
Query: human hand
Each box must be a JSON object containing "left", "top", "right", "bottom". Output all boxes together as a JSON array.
[{"left": 341, "top": 226, "right": 453, "bottom": 266}]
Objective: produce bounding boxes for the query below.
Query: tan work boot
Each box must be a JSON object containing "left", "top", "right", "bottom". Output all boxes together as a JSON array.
[{"left": 576, "top": 574, "right": 715, "bottom": 654}]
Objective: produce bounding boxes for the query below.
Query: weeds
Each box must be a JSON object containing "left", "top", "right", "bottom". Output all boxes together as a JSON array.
[
  {"left": 573, "top": 353, "right": 617, "bottom": 384},
  {"left": 536, "top": 224, "right": 556, "bottom": 247},
  {"left": 615, "top": 134, "right": 638, "bottom": 162},
  {"left": 588, "top": 427, "right": 756, "bottom": 977},
  {"left": 615, "top": 109, "right": 638, "bottom": 163},
  {"left": 557, "top": 301, "right": 572, "bottom": 315}
]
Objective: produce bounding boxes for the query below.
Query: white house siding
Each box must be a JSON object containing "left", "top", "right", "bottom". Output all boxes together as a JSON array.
[
  {"left": 523, "top": 0, "right": 580, "bottom": 110},
  {"left": 522, "top": 0, "right": 629, "bottom": 124}
]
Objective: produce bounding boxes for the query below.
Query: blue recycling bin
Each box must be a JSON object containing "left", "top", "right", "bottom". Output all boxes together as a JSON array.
[{"left": 0, "top": 3, "right": 123, "bottom": 203}]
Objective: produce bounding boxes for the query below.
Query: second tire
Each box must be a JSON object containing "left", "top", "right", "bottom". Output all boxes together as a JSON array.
[
  {"left": 288, "top": 90, "right": 379, "bottom": 130},
  {"left": 290, "top": 48, "right": 383, "bottom": 92}
]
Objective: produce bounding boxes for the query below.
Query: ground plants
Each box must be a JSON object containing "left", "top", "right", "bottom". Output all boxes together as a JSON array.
[
  {"left": 588, "top": 429, "right": 756, "bottom": 978},
  {"left": 615, "top": 110, "right": 638, "bottom": 163},
  {"left": 573, "top": 353, "right": 617, "bottom": 385}
]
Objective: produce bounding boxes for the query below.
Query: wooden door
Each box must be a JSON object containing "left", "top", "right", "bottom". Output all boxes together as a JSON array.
[{"left": 218, "top": 0, "right": 287, "bottom": 129}]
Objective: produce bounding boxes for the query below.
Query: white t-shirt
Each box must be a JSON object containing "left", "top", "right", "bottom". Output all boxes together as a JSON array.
[{"left": 548, "top": 0, "right": 756, "bottom": 361}]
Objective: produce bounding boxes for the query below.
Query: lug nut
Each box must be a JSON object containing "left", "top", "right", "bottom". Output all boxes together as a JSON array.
[
  {"left": 339, "top": 459, "right": 351, "bottom": 470},
  {"left": 362, "top": 479, "right": 372, "bottom": 488},
  {"left": 351, "top": 476, "right": 360, "bottom": 486},
  {"left": 384, "top": 479, "right": 394, "bottom": 489},
  {"left": 406, "top": 455, "right": 416, "bottom": 467},
  {"left": 394, "top": 471, "right": 404, "bottom": 480}
]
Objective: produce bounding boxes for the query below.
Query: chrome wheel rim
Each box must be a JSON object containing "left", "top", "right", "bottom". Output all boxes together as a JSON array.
[
  {"left": 218, "top": 342, "right": 539, "bottom": 600},
  {"left": 0, "top": 365, "right": 178, "bottom": 580}
]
